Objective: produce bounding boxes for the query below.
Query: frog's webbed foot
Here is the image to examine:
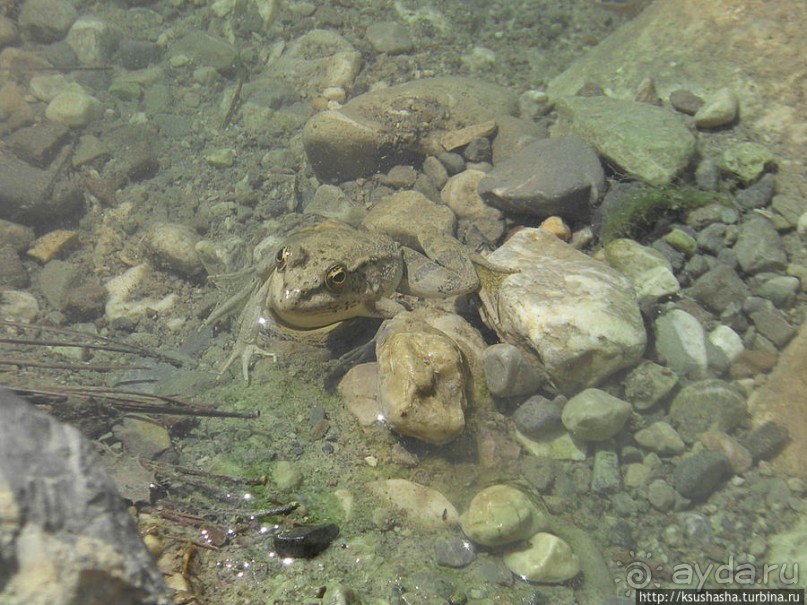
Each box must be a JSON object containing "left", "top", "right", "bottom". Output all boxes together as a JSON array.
[{"left": 218, "top": 341, "right": 277, "bottom": 382}]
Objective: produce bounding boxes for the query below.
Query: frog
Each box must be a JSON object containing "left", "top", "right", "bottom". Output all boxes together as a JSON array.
[{"left": 206, "top": 218, "right": 491, "bottom": 381}]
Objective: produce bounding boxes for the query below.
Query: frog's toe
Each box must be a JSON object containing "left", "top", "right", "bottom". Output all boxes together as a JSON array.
[{"left": 217, "top": 343, "right": 277, "bottom": 382}]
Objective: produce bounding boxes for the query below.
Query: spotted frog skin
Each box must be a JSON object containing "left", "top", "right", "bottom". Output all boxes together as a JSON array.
[{"left": 208, "top": 220, "right": 486, "bottom": 381}]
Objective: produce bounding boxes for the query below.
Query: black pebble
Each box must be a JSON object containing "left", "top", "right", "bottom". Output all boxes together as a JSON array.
[{"left": 273, "top": 523, "right": 339, "bottom": 558}]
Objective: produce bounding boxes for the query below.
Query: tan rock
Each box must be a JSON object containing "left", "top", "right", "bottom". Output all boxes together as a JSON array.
[
  {"left": 440, "top": 119, "right": 497, "bottom": 151},
  {"left": 338, "top": 363, "right": 381, "bottom": 427},
  {"left": 503, "top": 532, "right": 581, "bottom": 583},
  {"left": 376, "top": 317, "right": 468, "bottom": 445},
  {"left": 460, "top": 484, "right": 545, "bottom": 547},
  {"left": 369, "top": 479, "right": 458, "bottom": 528},
  {"left": 27, "top": 229, "right": 78, "bottom": 262}
]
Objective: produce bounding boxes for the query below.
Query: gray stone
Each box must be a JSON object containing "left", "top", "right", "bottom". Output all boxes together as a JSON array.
[
  {"left": 734, "top": 217, "right": 787, "bottom": 274},
  {"left": 477, "top": 136, "right": 604, "bottom": 220},
  {"left": 66, "top": 16, "right": 120, "bottom": 65},
  {"left": 687, "top": 263, "right": 749, "bottom": 313},
  {"left": 673, "top": 451, "right": 731, "bottom": 500},
  {"left": 669, "top": 89, "right": 703, "bottom": 115},
  {"left": 0, "top": 151, "right": 83, "bottom": 222},
  {"left": 365, "top": 22, "right": 414, "bottom": 54},
  {"left": 0, "top": 219, "right": 34, "bottom": 252},
  {"left": 303, "top": 77, "right": 517, "bottom": 182},
  {"left": 482, "top": 343, "right": 545, "bottom": 398},
  {"left": 735, "top": 174, "right": 775, "bottom": 210},
  {"left": 0, "top": 246, "right": 28, "bottom": 288},
  {"left": 647, "top": 479, "right": 677, "bottom": 511},
  {"left": 697, "top": 223, "right": 728, "bottom": 255},
  {"left": 669, "top": 379, "right": 748, "bottom": 443},
  {"left": 513, "top": 395, "right": 564, "bottom": 436},
  {"left": 0, "top": 389, "right": 170, "bottom": 605},
  {"left": 552, "top": 95, "right": 696, "bottom": 186},
  {"left": 169, "top": 31, "right": 238, "bottom": 74},
  {"left": 591, "top": 446, "right": 622, "bottom": 494},
  {"left": 749, "top": 310, "right": 796, "bottom": 349},
  {"left": 623, "top": 361, "right": 678, "bottom": 410},
  {"left": 561, "top": 388, "right": 632, "bottom": 441},
  {"left": 118, "top": 39, "right": 162, "bottom": 70},
  {"left": 654, "top": 308, "right": 708, "bottom": 379},
  {"left": 634, "top": 421, "right": 686, "bottom": 455},
  {"left": 756, "top": 275, "right": 800, "bottom": 308},
  {"left": 739, "top": 421, "right": 789, "bottom": 462},
  {"left": 771, "top": 194, "right": 805, "bottom": 227},
  {"left": 434, "top": 536, "right": 476, "bottom": 568},
  {"left": 19, "top": 0, "right": 77, "bottom": 42},
  {"left": 38, "top": 259, "right": 78, "bottom": 307}
]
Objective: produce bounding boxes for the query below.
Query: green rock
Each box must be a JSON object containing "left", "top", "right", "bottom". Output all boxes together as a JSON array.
[
  {"left": 272, "top": 460, "right": 302, "bottom": 490},
  {"left": 460, "top": 484, "right": 545, "bottom": 547},
  {"left": 720, "top": 142, "right": 774, "bottom": 184},
  {"left": 553, "top": 96, "right": 696, "bottom": 186},
  {"left": 663, "top": 228, "right": 698, "bottom": 256}
]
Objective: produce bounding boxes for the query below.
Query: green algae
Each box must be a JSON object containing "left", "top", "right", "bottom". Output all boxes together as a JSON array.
[{"left": 599, "top": 185, "right": 730, "bottom": 244}]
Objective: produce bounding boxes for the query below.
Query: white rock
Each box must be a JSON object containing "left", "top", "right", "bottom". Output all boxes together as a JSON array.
[
  {"left": 503, "top": 532, "right": 581, "bottom": 584},
  {"left": 376, "top": 317, "right": 467, "bottom": 445},
  {"left": 0, "top": 290, "right": 39, "bottom": 323},
  {"left": 104, "top": 264, "right": 176, "bottom": 322},
  {"left": 144, "top": 223, "right": 204, "bottom": 278},
  {"left": 479, "top": 228, "right": 646, "bottom": 394},
  {"left": 561, "top": 388, "right": 632, "bottom": 441},
  {"left": 708, "top": 325, "right": 744, "bottom": 362},
  {"left": 45, "top": 91, "right": 102, "bottom": 128},
  {"left": 369, "top": 479, "right": 458, "bottom": 528},
  {"left": 460, "top": 484, "right": 545, "bottom": 547}
]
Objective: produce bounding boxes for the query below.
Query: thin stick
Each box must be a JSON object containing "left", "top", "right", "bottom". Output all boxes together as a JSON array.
[{"left": 0, "top": 358, "right": 151, "bottom": 371}]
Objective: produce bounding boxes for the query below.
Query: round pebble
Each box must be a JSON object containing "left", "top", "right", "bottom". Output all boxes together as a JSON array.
[
  {"left": 694, "top": 87, "right": 739, "bottom": 129},
  {"left": 561, "top": 388, "right": 632, "bottom": 441},
  {"left": 460, "top": 484, "right": 543, "bottom": 547}
]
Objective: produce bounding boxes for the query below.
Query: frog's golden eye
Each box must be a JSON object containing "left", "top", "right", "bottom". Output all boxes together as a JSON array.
[
  {"left": 275, "top": 246, "right": 289, "bottom": 270},
  {"left": 325, "top": 264, "right": 347, "bottom": 290}
]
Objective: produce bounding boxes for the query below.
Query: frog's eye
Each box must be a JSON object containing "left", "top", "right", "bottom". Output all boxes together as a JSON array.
[
  {"left": 325, "top": 264, "right": 347, "bottom": 290},
  {"left": 275, "top": 246, "right": 290, "bottom": 270}
]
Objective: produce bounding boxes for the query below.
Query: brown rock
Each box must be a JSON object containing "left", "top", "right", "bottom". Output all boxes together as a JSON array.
[
  {"left": 749, "top": 323, "right": 807, "bottom": 479},
  {"left": 7, "top": 121, "right": 71, "bottom": 167},
  {"left": 61, "top": 281, "right": 108, "bottom": 321}
]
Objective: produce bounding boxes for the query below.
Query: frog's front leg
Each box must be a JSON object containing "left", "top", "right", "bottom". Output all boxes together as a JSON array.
[{"left": 218, "top": 278, "right": 277, "bottom": 381}]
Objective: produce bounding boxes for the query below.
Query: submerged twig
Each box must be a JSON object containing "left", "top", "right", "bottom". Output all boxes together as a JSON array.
[
  {"left": 0, "top": 358, "right": 150, "bottom": 371},
  {"left": 0, "top": 319, "right": 184, "bottom": 367},
  {"left": 12, "top": 385, "right": 260, "bottom": 419}
]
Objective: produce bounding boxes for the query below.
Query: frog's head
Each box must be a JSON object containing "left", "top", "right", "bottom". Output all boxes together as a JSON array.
[{"left": 265, "top": 228, "right": 403, "bottom": 329}]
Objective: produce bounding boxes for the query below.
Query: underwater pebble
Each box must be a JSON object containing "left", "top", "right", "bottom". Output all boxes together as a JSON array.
[
  {"left": 647, "top": 479, "right": 677, "bottom": 511},
  {"left": 700, "top": 431, "right": 752, "bottom": 474},
  {"left": 669, "top": 89, "right": 703, "bottom": 115},
  {"left": 272, "top": 460, "right": 302, "bottom": 490},
  {"left": 365, "top": 21, "right": 413, "bottom": 55},
  {"left": 687, "top": 263, "right": 749, "bottom": 314},
  {"left": 602, "top": 238, "right": 679, "bottom": 305},
  {"left": 0, "top": 290, "right": 39, "bottom": 323},
  {"left": 66, "top": 16, "right": 119, "bottom": 65},
  {"left": 144, "top": 222, "right": 204, "bottom": 278},
  {"left": 591, "top": 446, "right": 622, "bottom": 494},
  {"left": 708, "top": 325, "right": 744, "bottom": 362},
  {"left": 663, "top": 228, "right": 697, "bottom": 256},
  {"left": 673, "top": 451, "right": 731, "bottom": 501},
  {"left": 739, "top": 421, "right": 789, "bottom": 463},
  {"left": 756, "top": 275, "right": 800, "bottom": 308},
  {"left": 721, "top": 142, "right": 775, "bottom": 184},
  {"left": 112, "top": 417, "right": 171, "bottom": 460},
  {"left": 26, "top": 229, "right": 78, "bottom": 263},
  {"left": 561, "top": 388, "right": 631, "bottom": 442},
  {"left": 482, "top": 343, "right": 544, "bottom": 398},
  {"left": 634, "top": 422, "right": 685, "bottom": 455},
  {"left": 369, "top": 479, "right": 458, "bottom": 528},
  {"left": 623, "top": 361, "right": 678, "bottom": 411},
  {"left": 694, "top": 87, "right": 739, "bottom": 129},
  {"left": 668, "top": 379, "right": 747, "bottom": 443},
  {"left": 513, "top": 395, "right": 564, "bottom": 436},
  {"left": 273, "top": 523, "right": 339, "bottom": 558},
  {"left": 45, "top": 91, "right": 102, "bottom": 128},
  {"left": 434, "top": 537, "right": 476, "bottom": 569},
  {"left": 654, "top": 308, "right": 708, "bottom": 380},
  {"left": 460, "top": 484, "right": 545, "bottom": 547},
  {"left": 749, "top": 309, "right": 795, "bottom": 349},
  {"left": 19, "top": 0, "right": 77, "bottom": 43},
  {"left": 735, "top": 173, "right": 775, "bottom": 210},
  {"left": 502, "top": 532, "right": 580, "bottom": 584}
]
